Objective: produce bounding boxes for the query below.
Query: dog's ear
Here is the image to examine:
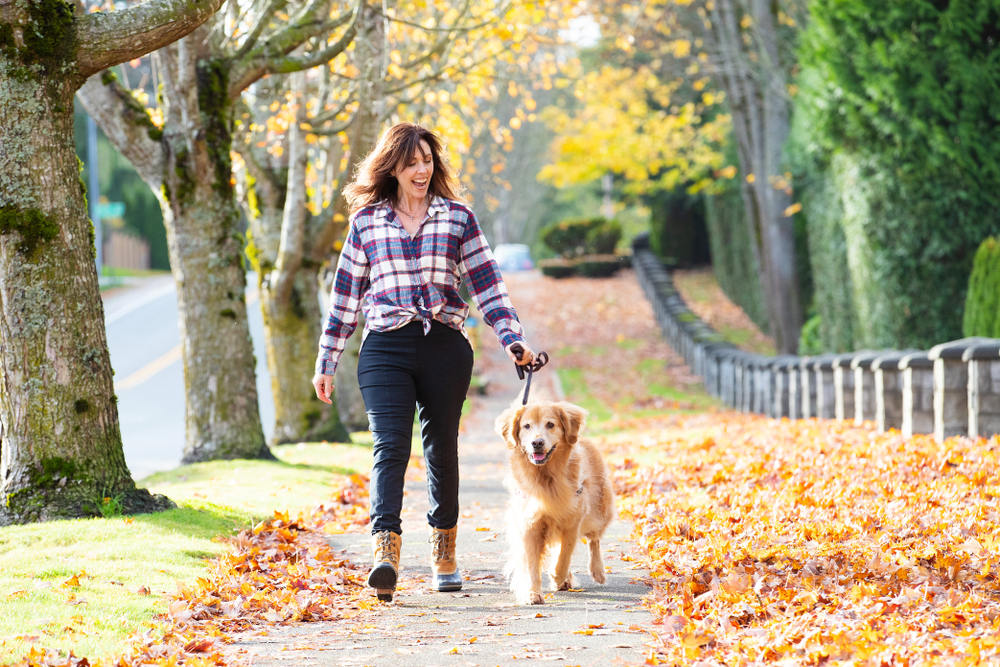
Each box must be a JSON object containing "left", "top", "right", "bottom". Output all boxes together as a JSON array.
[
  {"left": 555, "top": 402, "right": 587, "bottom": 445},
  {"left": 495, "top": 406, "right": 524, "bottom": 448}
]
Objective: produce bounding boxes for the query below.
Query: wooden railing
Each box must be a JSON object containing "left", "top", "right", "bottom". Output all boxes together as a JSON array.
[{"left": 632, "top": 234, "right": 1000, "bottom": 440}]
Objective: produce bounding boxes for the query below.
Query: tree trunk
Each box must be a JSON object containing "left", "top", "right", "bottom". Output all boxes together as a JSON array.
[
  {"left": 240, "top": 95, "right": 351, "bottom": 444},
  {"left": 0, "top": 7, "right": 171, "bottom": 524},
  {"left": 333, "top": 307, "right": 368, "bottom": 431},
  {"left": 710, "top": 0, "right": 801, "bottom": 353},
  {"left": 326, "top": 0, "right": 385, "bottom": 430},
  {"left": 157, "top": 44, "right": 270, "bottom": 462},
  {"left": 261, "top": 266, "right": 350, "bottom": 443}
]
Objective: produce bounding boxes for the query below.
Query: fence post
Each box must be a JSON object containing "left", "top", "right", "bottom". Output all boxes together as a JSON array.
[
  {"left": 961, "top": 341, "right": 1000, "bottom": 439},
  {"left": 871, "top": 350, "right": 914, "bottom": 433},
  {"left": 851, "top": 351, "right": 882, "bottom": 426},
  {"left": 928, "top": 338, "right": 994, "bottom": 442},
  {"left": 833, "top": 354, "right": 856, "bottom": 422},
  {"left": 812, "top": 355, "right": 836, "bottom": 419},
  {"left": 898, "top": 352, "right": 934, "bottom": 438}
]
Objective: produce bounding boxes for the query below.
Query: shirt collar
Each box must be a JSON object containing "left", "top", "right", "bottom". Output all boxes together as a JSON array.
[{"left": 375, "top": 195, "right": 449, "bottom": 221}]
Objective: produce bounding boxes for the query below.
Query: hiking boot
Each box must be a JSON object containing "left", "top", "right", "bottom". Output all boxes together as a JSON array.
[
  {"left": 367, "top": 531, "right": 402, "bottom": 601},
  {"left": 430, "top": 525, "right": 462, "bottom": 592}
]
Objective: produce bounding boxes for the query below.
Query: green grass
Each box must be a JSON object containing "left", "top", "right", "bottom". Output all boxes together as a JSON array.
[
  {"left": 556, "top": 343, "right": 720, "bottom": 432},
  {"left": 0, "top": 440, "right": 372, "bottom": 664}
]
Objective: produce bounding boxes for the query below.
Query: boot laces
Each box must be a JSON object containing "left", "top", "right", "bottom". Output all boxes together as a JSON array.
[
  {"left": 375, "top": 532, "right": 395, "bottom": 561},
  {"left": 431, "top": 529, "right": 453, "bottom": 561}
]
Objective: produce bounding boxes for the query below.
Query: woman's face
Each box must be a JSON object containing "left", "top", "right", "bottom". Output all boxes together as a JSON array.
[{"left": 394, "top": 139, "right": 434, "bottom": 203}]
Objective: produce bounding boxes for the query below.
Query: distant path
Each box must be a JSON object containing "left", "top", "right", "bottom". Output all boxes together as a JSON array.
[{"left": 221, "top": 325, "right": 656, "bottom": 666}]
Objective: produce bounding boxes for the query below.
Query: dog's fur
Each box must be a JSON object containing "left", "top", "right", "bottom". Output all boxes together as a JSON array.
[{"left": 494, "top": 401, "right": 615, "bottom": 605}]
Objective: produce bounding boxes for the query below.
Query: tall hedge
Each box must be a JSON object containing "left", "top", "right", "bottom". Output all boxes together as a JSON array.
[
  {"left": 791, "top": 0, "right": 1000, "bottom": 350},
  {"left": 646, "top": 189, "right": 710, "bottom": 267},
  {"left": 963, "top": 237, "right": 1000, "bottom": 337},
  {"left": 702, "top": 178, "right": 769, "bottom": 333}
]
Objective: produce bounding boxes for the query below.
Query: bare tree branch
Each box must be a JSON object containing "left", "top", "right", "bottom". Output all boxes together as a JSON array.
[
  {"left": 75, "top": 0, "right": 225, "bottom": 78},
  {"left": 272, "top": 74, "right": 310, "bottom": 304},
  {"left": 232, "top": 0, "right": 289, "bottom": 61},
  {"left": 76, "top": 72, "right": 166, "bottom": 189},
  {"left": 227, "top": 0, "right": 361, "bottom": 97},
  {"left": 383, "top": 0, "right": 511, "bottom": 34}
]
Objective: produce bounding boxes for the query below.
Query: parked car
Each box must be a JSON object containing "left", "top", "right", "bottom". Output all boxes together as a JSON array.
[{"left": 493, "top": 243, "right": 534, "bottom": 272}]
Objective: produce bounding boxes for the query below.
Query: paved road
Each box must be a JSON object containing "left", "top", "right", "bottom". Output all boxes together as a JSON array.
[{"left": 103, "top": 275, "right": 274, "bottom": 479}]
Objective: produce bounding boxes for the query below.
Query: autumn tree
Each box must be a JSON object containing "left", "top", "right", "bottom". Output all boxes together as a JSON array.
[
  {"left": 76, "top": 0, "right": 361, "bottom": 461},
  {"left": 546, "top": 1, "right": 806, "bottom": 353},
  {"left": 234, "top": 0, "right": 580, "bottom": 442},
  {"left": 0, "top": 0, "right": 224, "bottom": 525}
]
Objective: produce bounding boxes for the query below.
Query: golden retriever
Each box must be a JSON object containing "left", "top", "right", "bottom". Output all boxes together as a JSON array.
[{"left": 494, "top": 401, "right": 615, "bottom": 605}]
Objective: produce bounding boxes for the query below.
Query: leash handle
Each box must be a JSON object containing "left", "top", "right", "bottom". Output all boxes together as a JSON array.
[{"left": 510, "top": 344, "right": 549, "bottom": 405}]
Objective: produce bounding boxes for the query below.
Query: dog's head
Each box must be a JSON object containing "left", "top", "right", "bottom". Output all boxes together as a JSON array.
[{"left": 494, "top": 401, "right": 587, "bottom": 466}]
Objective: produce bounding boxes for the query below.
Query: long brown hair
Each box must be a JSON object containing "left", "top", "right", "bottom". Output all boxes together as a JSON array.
[{"left": 343, "top": 123, "right": 461, "bottom": 214}]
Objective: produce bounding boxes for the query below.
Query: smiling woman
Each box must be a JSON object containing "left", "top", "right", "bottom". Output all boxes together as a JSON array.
[{"left": 311, "top": 122, "right": 538, "bottom": 601}]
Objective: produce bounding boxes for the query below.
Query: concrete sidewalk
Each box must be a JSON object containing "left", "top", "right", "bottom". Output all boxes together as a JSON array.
[{"left": 224, "top": 343, "right": 655, "bottom": 666}]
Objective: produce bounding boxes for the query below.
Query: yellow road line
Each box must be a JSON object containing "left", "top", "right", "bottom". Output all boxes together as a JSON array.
[
  {"left": 113, "top": 289, "right": 260, "bottom": 392},
  {"left": 114, "top": 345, "right": 182, "bottom": 392}
]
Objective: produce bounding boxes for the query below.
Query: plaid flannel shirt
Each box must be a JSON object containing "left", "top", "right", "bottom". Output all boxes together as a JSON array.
[{"left": 315, "top": 196, "right": 526, "bottom": 376}]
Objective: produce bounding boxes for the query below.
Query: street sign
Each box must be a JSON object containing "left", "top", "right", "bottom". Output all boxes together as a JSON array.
[{"left": 96, "top": 201, "right": 125, "bottom": 219}]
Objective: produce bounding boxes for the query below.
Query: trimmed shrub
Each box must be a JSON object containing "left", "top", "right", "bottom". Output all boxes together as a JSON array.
[
  {"left": 962, "top": 237, "right": 1000, "bottom": 338},
  {"left": 586, "top": 219, "right": 622, "bottom": 255},
  {"left": 540, "top": 217, "right": 622, "bottom": 259},
  {"left": 540, "top": 218, "right": 603, "bottom": 258},
  {"left": 575, "top": 254, "right": 621, "bottom": 278},
  {"left": 538, "top": 258, "right": 577, "bottom": 279}
]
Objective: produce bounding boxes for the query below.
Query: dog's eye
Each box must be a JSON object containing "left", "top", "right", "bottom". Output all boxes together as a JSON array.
[
  {"left": 545, "top": 421, "right": 555, "bottom": 429},
  {"left": 522, "top": 423, "right": 531, "bottom": 430}
]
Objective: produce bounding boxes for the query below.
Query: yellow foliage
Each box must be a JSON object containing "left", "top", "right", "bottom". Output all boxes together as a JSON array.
[{"left": 540, "top": 64, "right": 729, "bottom": 194}]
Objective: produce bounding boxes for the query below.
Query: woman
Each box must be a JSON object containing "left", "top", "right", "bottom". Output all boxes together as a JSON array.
[{"left": 312, "top": 122, "right": 535, "bottom": 602}]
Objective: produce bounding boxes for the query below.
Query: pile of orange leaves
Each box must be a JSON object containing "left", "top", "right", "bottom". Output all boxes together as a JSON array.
[
  {"left": 12, "top": 474, "right": 372, "bottom": 667},
  {"left": 607, "top": 412, "right": 1000, "bottom": 665}
]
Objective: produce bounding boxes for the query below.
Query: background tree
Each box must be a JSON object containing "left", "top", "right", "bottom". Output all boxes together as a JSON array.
[
  {"left": 544, "top": 0, "right": 806, "bottom": 352},
  {"left": 76, "top": 0, "right": 361, "bottom": 462},
  {"left": 0, "top": 0, "right": 223, "bottom": 525}
]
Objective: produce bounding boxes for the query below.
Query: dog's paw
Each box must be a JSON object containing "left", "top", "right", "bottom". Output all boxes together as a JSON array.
[
  {"left": 552, "top": 572, "right": 575, "bottom": 591},
  {"left": 590, "top": 566, "right": 607, "bottom": 585},
  {"left": 514, "top": 588, "right": 545, "bottom": 605}
]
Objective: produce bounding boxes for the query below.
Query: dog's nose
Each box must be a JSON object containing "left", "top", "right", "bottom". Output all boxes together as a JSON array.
[{"left": 531, "top": 438, "right": 545, "bottom": 450}]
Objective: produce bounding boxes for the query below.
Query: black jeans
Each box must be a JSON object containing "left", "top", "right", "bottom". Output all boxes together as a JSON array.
[{"left": 357, "top": 320, "right": 474, "bottom": 535}]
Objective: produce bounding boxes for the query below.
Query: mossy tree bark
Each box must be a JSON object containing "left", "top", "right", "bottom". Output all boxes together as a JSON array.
[
  {"left": 78, "top": 5, "right": 361, "bottom": 459},
  {"left": 0, "top": 0, "right": 224, "bottom": 525}
]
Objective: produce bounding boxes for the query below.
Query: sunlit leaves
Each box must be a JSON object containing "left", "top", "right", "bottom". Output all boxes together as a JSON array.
[
  {"left": 539, "top": 63, "right": 730, "bottom": 195},
  {"left": 610, "top": 414, "right": 1000, "bottom": 664}
]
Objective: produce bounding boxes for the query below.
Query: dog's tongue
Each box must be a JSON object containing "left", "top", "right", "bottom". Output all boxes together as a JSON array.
[{"left": 532, "top": 451, "right": 546, "bottom": 463}]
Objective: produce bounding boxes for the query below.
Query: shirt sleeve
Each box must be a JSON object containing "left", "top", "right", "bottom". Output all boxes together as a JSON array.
[
  {"left": 457, "top": 209, "right": 526, "bottom": 350},
  {"left": 315, "top": 218, "right": 370, "bottom": 376}
]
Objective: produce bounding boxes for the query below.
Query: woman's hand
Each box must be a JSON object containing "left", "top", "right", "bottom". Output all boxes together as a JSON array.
[
  {"left": 313, "top": 374, "right": 334, "bottom": 404},
  {"left": 505, "top": 341, "right": 535, "bottom": 366}
]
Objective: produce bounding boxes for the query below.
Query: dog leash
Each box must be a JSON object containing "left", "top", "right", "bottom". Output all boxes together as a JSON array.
[{"left": 510, "top": 343, "right": 549, "bottom": 406}]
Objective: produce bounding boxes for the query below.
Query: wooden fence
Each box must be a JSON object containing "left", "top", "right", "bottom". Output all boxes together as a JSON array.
[{"left": 633, "top": 235, "right": 1000, "bottom": 440}]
